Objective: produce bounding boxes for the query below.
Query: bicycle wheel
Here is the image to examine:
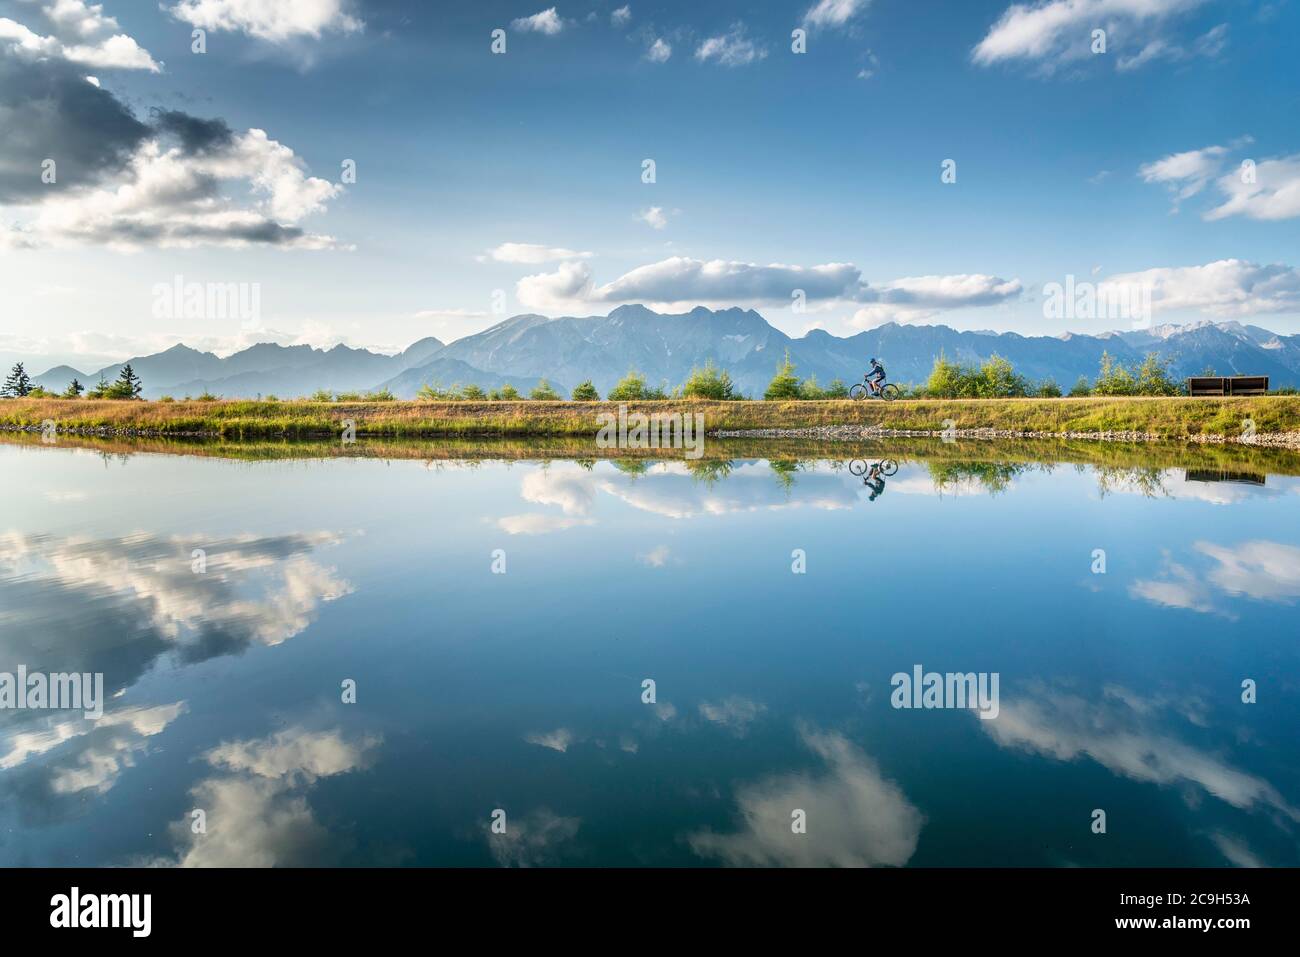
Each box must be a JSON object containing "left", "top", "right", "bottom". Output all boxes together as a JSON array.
[
  {"left": 880, "top": 459, "right": 899, "bottom": 477},
  {"left": 849, "top": 383, "right": 868, "bottom": 400},
  {"left": 849, "top": 459, "right": 868, "bottom": 476},
  {"left": 880, "top": 383, "right": 901, "bottom": 401}
]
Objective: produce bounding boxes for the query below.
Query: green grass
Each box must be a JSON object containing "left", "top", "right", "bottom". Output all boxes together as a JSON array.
[{"left": 1, "top": 395, "right": 1298, "bottom": 439}]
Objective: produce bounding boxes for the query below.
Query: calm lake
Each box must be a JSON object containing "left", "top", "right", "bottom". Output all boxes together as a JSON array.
[{"left": 2, "top": 435, "right": 1298, "bottom": 867}]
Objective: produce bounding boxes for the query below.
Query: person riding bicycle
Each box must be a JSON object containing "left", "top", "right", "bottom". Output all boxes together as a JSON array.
[
  {"left": 864, "top": 463, "right": 886, "bottom": 501},
  {"left": 866, "top": 358, "right": 886, "bottom": 396}
]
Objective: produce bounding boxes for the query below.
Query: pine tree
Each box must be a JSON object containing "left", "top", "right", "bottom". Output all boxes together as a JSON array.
[
  {"left": 3, "top": 362, "right": 33, "bottom": 397},
  {"left": 763, "top": 350, "right": 802, "bottom": 400},
  {"left": 109, "top": 362, "right": 143, "bottom": 400},
  {"left": 64, "top": 378, "right": 84, "bottom": 398}
]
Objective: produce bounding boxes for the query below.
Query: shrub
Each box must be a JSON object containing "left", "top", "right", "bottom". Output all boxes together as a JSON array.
[
  {"left": 1068, "top": 376, "right": 1092, "bottom": 397},
  {"left": 607, "top": 371, "right": 648, "bottom": 401},
  {"left": 570, "top": 380, "right": 600, "bottom": 401},
  {"left": 489, "top": 384, "right": 520, "bottom": 401},
  {"left": 1036, "top": 378, "right": 1062, "bottom": 398},
  {"left": 1093, "top": 351, "right": 1136, "bottom": 396},
  {"left": 459, "top": 384, "right": 487, "bottom": 400},
  {"left": 822, "top": 377, "right": 850, "bottom": 399},
  {"left": 764, "top": 350, "right": 802, "bottom": 400},
  {"left": 310, "top": 389, "right": 334, "bottom": 402},
  {"left": 1134, "top": 352, "right": 1180, "bottom": 396},
  {"left": 681, "top": 361, "right": 736, "bottom": 400},
  {"left": 529, "top": 379, "right": 562, "bottom": 401}
]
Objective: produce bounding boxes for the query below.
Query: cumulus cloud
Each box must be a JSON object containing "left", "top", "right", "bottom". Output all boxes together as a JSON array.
[
  {"left": 1140, "top": 142, "right": 1237, "bottom": 205},
  {"left": 611, "top": 5, "right": 631, "bottom": 27},
  {"left": 524, "top": 728, "right": 578, "bottom": 752},
  {"left": 487, "top": 808, "right": 581, "bottom": 867},
  {"left": 166, "top": 0, "right": 363, "bottom": 42},
  {"left": 512, "top": 7, "right": 563, "bottom": 35},
  {"left": 645, "top": 37, "right": 671, "bottom": 62},
  {"left": 511, "top": 255, "right": 1023, "bottom": 319},
  {"left": 3, "top": 124, "right": 345, "bottom": 249},
  {"left": 0, "top": 0, "right": 160, "bottom": 70},
  {"left": 982, "top": 683, "right": 1300, "bottom": 821},
  {"left": 167, "top": 727, "right": 380, "bottom": 867},
  {"left": 972, "top": 0, "right": 1207, "bottom": 72},
  {"left": 1102, "top": 260, "right": 1300, "bottom": 317},
  {"left": 0, "top": 530, "right": 352, "bottom": 703},
  {"left": 483, "top": 242, "right": 592, "bottom": 264},
  {"left": 804, "top": 0, "right": 872, "bottom": 29},
  {"left": 1207, "top": 155, "right": 1300, "bottom": 222},
  {"left": 695, "top": 23, "right": 766, "bottom": 66},
  {"left": 698, "top": 696, "right": 766, "bottom": 736},
  {"left": 639, "top": 206, "right": 667, "bottom": 229},
  {"left": 496, "top": 514, "right": 593, "bottom": 535},
  {"left": 688, "top": 725, "right": 924, "bottom": 866}
]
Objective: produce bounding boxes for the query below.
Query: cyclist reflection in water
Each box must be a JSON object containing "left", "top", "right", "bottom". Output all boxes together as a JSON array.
[{"left": 863, "top": 463, "right": 886, "bottom": 502}]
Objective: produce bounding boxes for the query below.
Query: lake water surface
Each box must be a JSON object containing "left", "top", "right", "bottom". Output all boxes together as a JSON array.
[{"left": 2, "top": 437, "right": 1298, "bottom": 867}]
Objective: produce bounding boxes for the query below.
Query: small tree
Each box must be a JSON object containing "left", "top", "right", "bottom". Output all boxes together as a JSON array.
[
  {"left": 87, "top": 375, "right": 110, "bottom": 399},
  {"left": 63, "top": 378, "right": 85, "bottom": 398},
  {"left": 823, "top": 377, "right": 850, "bottom": 399},
  {"left": 1036, "top": 378, "right": 1062, "bottom": 398},
  {"left": 529, "top": 379, "right": 562, "bottom": 400},
  {"left": 1134, "top": 352, "right": 1178, "bottom": 396},
  {"left": 681, "top": 360, "right": 736, "bottom": 400},
  {"left": 490, "top": 384, "right": 520, "bottom": 401},
  {"left": 798, "top": 374, "right": 825, "bottom": 400},
  {"left": 460, "top": 384, "right": 487, "bottom": 400},
  {"left": 924, "top": 353, "right": 962, "bottom": 398},
  {"left": 1093, "top": 351, "right": 1135, "bottom": 396},
  {"left": 764, "top": 350, "right": 802, "bottom": 400},
  {"left": 105, "top": 363, "right": 143, "bottom": 400},
  {"left": 607, "top": 370, "right": 648, "bottom": 401},
  {"left": 1068, "top": 375, "right": 1091, "bottom": 397},
  {"left": 2, "top": 362, "right": 33, "bottom": 397},
  {"left": 976, "top": 355, "right": 1027, "bottom": 398},
  {"left": 570, "top": 379, "right": 600, "bottom": 401}
]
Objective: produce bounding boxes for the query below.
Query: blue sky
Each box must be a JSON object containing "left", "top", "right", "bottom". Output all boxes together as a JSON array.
[{"left": 1, "top": 0, "right": 1297, "bottom": 367}]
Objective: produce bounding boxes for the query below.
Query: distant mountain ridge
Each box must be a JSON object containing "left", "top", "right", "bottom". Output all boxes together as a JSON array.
[{"left": 28, "top": 306, "right": 1300, "bottom": 399}]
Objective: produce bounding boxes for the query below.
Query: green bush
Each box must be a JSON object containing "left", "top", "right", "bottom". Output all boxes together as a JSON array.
[
  {"left": 1036, "top": 378, "right": 1063, "bottom": 398},
  {"left": 570, "top": 380, "right": 600, "bottom": 401},
  {"left": 608, "top": 371, "right": 648, "bottom": 401},
  {"left": 1068, "top": 376, "right": 1092, "bottom": 397},
  {"left": 529, "top": 379, "right": 562, "bottom": 400},
  {"left": 681, "top": 361, "right": 737, "bottom": 400},
  {"left": 764, "top": 350, "right": 802, "bottom": 400}
]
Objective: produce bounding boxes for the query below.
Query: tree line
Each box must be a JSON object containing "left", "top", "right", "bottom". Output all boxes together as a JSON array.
[{"left": 2, "top": 363, "right": 143, "bottom": 399}]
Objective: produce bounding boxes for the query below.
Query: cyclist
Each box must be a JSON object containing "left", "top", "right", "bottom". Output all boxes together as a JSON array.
[
  {"left": 863, "top": 463, "right": 886, "bottom": 502},
  {"left": 866, "top": 357, "right": 887, "bottom": 396}
]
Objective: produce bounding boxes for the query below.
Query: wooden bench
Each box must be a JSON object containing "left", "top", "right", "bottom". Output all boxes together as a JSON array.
[{"left": 1185, "top": 375, "right": 1269, "bottom": 396}]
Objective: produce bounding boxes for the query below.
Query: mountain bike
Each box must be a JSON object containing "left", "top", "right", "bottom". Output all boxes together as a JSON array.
[
  {"left": 849, "top": 375, "right": 900, "bottom": 401},
  {"left": 849, "top": 458, "right": 898, "bottom": 477}
]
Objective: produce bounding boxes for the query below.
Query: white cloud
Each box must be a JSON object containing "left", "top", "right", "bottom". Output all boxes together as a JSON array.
[
  {"left": 3, "top": 128, "right": 346, "bottom": 250},
  {"left": 804, "top": 0, "right": 871, "bottom": 29},
  {"left": 972, "top": 0, "right": 1206, "bottom": 71},
  {"left": 688, "top": 726, "right": 924, "bottom": 866},
  {"left": 695, "top": 24, "right": 766, "bottom": 66},
  {"left": 497, "top": 514, "right": 593, "bottom": 535},
  {"left": 167, "top": 0, "right": 362, "bottom": 42},
  {"left": 1139, "top": 140, "right": 1239, "bottom": 205},
  {"left": 983, "top": 684, "right": 1300, "bottom": 820},
  {"left": 512, "top": 256, "right": 1023, "bottom": 321},
  {"left": 637, "top": 544, "right": 672, "bottom": 567},
  {"left": 512, "top": 7, "right": 563, "bottom": 35},
  {"left": 611, "top": 5, "right": 631, "bottom": 27},
  {"left": 639, "top": 206, "right": 667, "bottom": 230},
  {"left": 645, "top": 37, "right": 671, "bottom": 62},
  {"left": 483, "top": 242, "right": 592, "bottom": 264},
  {"left": 487, "top": 808, "right": 580, "bottom": 867},
  {"left": 698, "top": 696, "right": 766, "bottom": 736},
  {"left": 524, "top": 728, "right": 577, "bottom": 752},
  {"left": 1103, "top": 259, "right": 1300, "bottom": 317},
  {"left": 1207, "top": 155, "right": 1300, "bottom": 222},
  {"left": 0, "top": 0, "right": 160, "bottom": 70},
  {"left": 167, "top": 727, "right": 380, "bottom": 867}
]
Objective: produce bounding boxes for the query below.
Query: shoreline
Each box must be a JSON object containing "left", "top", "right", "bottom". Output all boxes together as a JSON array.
[{"left": 714, "top": 425, "right": 1300, "bottom": 448}]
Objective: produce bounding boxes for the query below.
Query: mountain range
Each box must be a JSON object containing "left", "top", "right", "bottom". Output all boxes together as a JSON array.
[{"left": 26, "top": 305, "right": 1300, "bottom": 399}]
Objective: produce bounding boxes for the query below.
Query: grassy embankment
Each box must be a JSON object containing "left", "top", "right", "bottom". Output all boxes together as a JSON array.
[
  {"left": 4, "top": 428, "right": 1300, "bottom": 480},
  {"left": 2, "top": 395, "right": 1299, "bottom": 440}
]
